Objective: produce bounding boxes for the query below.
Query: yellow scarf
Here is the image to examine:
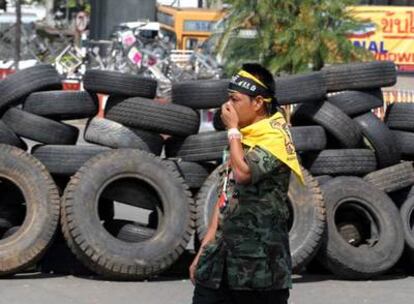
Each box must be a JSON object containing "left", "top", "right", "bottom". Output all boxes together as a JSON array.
[{"left": 240, "top": 112, "right": 305, "bottom": 184}]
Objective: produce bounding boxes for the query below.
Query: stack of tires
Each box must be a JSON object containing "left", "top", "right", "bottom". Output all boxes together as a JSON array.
[
  {"left": 0, "top": 61, "right": 412, "bottom": 281},
  {"left": 190, "top": 61, "right": 414, "bottom": 279},
  {"left": 384, "top": 103, "right": 414, "bottom": 270},
  {"left": 0, "top": 66, "right": 198, "bottom": 279},
  {"left": 57, "top": 71, "right": 204, "bottom": 279},
  {"left": 288, "top": 61, "right": 412, "bottom": 279},
  {"left": 0, "top": 65, "right": 64, "bottom": 276}
]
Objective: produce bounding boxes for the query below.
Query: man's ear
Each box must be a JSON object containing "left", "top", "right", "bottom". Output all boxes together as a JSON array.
[{"left": 253, "top": 96, "right": 265, "bottom": 112}]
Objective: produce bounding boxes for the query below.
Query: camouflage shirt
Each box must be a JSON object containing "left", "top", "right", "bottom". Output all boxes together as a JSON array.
[{"left": 195, "top": 146, "right": 292, "bottom": 291}]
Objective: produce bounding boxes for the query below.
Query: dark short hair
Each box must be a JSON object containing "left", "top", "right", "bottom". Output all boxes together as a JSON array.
[{"left": 241, "top": 63, "right": 278, "bottom": 114}]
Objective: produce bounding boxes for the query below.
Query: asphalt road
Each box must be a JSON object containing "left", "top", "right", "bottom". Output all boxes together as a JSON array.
[{"left": 1, "top": 272, "right": 414, "bottom": 304}]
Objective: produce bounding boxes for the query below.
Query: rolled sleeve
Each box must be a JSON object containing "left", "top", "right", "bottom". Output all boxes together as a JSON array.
[{"left": 245, "top": 146, "right": 282, "bottom": 184}]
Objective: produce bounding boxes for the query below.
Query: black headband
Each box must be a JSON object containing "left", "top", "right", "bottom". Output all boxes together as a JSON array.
[{"left": 228, "top": 70, "right": 273, "bottom": 101}]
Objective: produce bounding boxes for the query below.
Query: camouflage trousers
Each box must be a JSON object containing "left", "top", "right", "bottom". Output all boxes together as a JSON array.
[{"left": 192, "top": 264, "right": 290, "bottom": 304}]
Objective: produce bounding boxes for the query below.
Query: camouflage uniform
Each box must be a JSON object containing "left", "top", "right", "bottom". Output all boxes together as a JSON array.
[{"left": 195, "top": 146, "right": 292, "bottom": 291}]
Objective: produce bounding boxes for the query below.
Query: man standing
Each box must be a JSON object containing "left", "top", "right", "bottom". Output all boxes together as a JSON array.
[{"left": 190, "top": 63, "right": 303, "bottom": 304}]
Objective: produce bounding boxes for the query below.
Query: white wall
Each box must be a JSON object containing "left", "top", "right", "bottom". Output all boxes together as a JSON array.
[{"left": 157, "top": 0, "right": 199, "bottom": 8}]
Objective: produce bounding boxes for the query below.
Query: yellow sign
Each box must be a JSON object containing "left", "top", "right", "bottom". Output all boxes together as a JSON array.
[{"left": 348, "top": 5, "right": 414, "bottom": 71}]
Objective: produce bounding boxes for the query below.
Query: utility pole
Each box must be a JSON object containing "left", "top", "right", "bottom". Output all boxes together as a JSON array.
[
  {"left": 45, "top": 0, "right": 55, "bottom": 25},
  {"left": 15, "top": 0, "right": 22, "bottom": 70}
]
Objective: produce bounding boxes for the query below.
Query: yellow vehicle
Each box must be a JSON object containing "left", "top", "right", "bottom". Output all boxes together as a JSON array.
[{"left": 156, "top": 5, "right": 226, "bottom": 50}]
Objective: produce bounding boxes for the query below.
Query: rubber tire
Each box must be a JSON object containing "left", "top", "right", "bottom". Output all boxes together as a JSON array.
[
  {"left": 0, "top": 179, "right": 26, "bottom": 206},
  {"left": 364, "top": 162, "right": 414, "bottom": 193},
  {"left": 400, "top": 196, "right": 414, "bottom": 261},
  {"left": 202, "top": 123, "right": 327, "bottom": 153},
  {"left": 303, "top": 149, "right": 377, "bottom": 176},
  {"left": 23, "top": 91, "right": 99, "bottom": 120},
  {"left": 274, "top": 71, "right": 327, "bottom": 105},
  {"left": 101, "top": 178, "right": 162, "bottom": 211},
  {"left": 167, "top": 160, "right": 212, "bottom": 189},
  {"left": 39, "top": 229, "right": 94, "bottom": 276},
  {"left": 45, "top": 173, "right": 115, "bottom": 222},
  {"left": 0, "top": 203, "right": 25, "bottom": 227},
  {"left": 84, "top": 117, "right": 164, "bottom": 155},
  {"left": 336, "top": 221, "right": 364, "bottom": 247},
  {"left": 32, "top": 145, "right": 111, "bottom": 176},
  {"left": 194, "top": 166, "right": 326, "bottom": 273},
  {"left": 405, "top": 184, "right": 414, "bottom": 197},
  {"left": 290, "top": 126, "right": 327, "bottom": 152},
  {"left": 388, "top": 184, "right": 414, "bottom": 210},
  {"left": 103, "top": 95, "right": 128, "bottom": 114},
  {"left": 322, "top": 61, "right": 397, "bottom": 92},
  {"left": 0, "top": 64, "right": 62, "bottom": 111},
  {"left": 354, "top": 112, "right": 401, "bottom": 168},
  {"left": 291, "top": 101, "right": 362, "bottom": 148},
  {"left": 392, "top": 131, "right": 414, "bottom": 160},
  {"left": 105, "top": 97, "right": 200, "bottom": 137},
  {"left": 385, "top": 103, "right": 414, "bottom": 132},
  {"left": 0, "top": 218, "right": 13, "bottom": 233},
  {"left": 2, "top": 108, "right": 79, "bottom": 145},
  {"left": 103, "top": 219, "right": 156, "bottom": 243},
  {"left": 83, "top": 70, "right": 157, "bottom": 98},
  {"left": 1, "top": 226, "right": 20, "bottom": 239},
  {"left": 317, "top": 176, "right": 405, "bottom": 279},
  {"left": 327, "top": 89, "right": 384, "bottom": 117},
  {"left": 165, "top": 131, "right": 227, "bottom": 162},
  {"left": 213, "top": 109, "right": 225, "bottom": 131},
  {"left": 0, "top": 120, "right": 27, "bottom": 150},
  {"left": 60, "top": 149, "right": 194, "bottom": 279},
  {"left": 0, "top": 144, "right": 60, "bottom": 276},
  {"left": 172, "top": 79, "right": 230, "bottom": 109},
  {"left": 288, "top": 167, "right": 326, "bottom": 273},
  {"left": 315, "top": 175, "right": 333, "bottom": 185}
]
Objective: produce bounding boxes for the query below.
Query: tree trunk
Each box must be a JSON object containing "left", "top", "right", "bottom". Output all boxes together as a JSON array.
[
  {"left": 45, "top": 0, "right": 55, "bottom": 25},
  {"left": 209, "top": 0, "right": 224, "bottom": 9}
]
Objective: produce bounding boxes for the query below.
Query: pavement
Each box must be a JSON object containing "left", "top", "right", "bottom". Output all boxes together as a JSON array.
[{"left": 1, "top": 271, "right": 414, "bottom": 304}]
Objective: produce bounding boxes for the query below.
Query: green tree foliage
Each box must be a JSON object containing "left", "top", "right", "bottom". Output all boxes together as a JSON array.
[{"left": 212, "top": 0, "right": 373, "bottom": 75}]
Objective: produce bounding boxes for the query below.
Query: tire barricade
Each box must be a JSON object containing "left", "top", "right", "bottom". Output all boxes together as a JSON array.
[{"left": 0, "top": 61, "right": 413, "bottom": 280}]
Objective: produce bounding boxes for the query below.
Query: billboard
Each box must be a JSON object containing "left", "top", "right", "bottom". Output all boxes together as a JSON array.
[{"left": 348, "top": 5, "right": 414, "bottom": 71}]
